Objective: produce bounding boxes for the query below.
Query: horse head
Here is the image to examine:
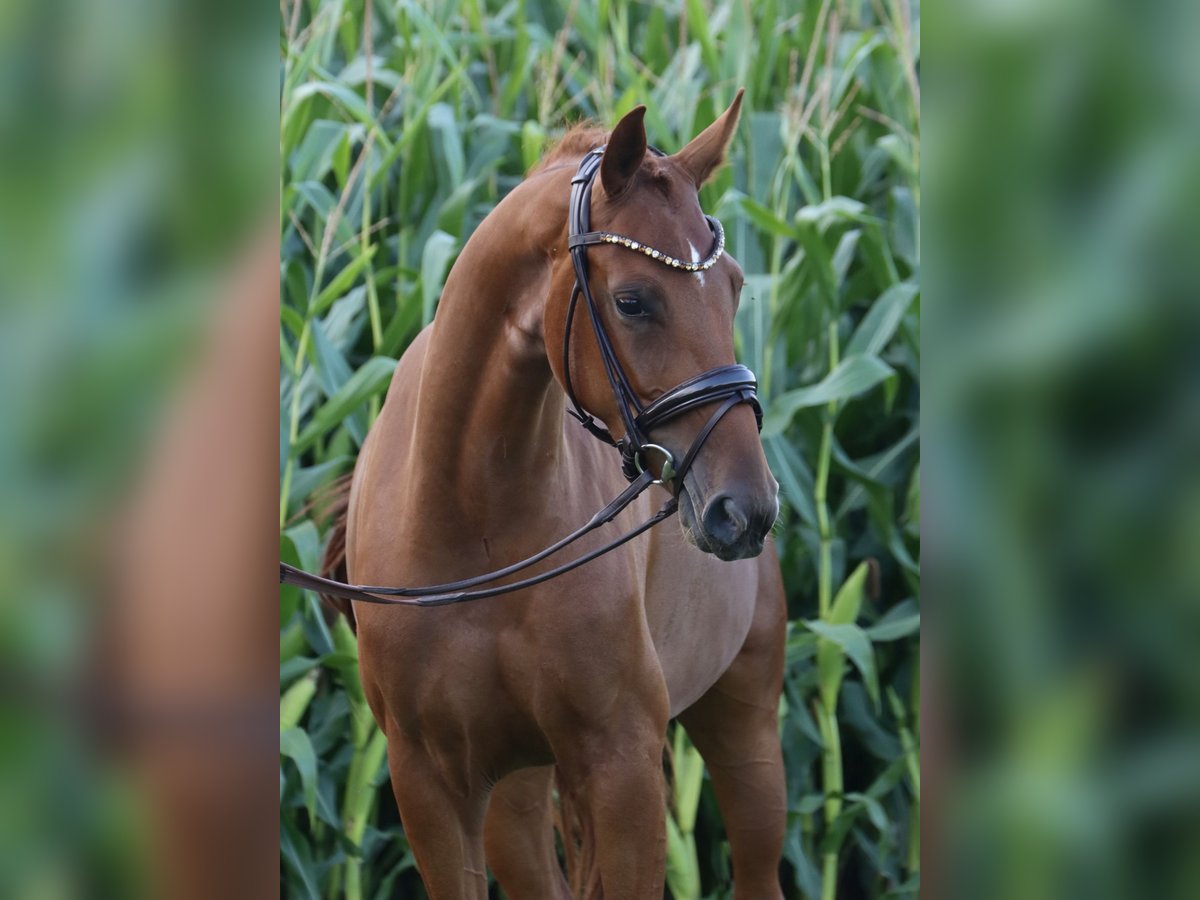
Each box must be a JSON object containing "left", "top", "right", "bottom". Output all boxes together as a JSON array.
[{"left": 546, "top": 92, "right": 779, "bottom": 561}]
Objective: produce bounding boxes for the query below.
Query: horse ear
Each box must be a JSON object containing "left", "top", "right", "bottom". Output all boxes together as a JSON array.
[
  {"left": 600, "top": 105, "right": 647, "bottom": 198},
  {"left": 672, "top": 88, "right": 744, "bottom": 187}
]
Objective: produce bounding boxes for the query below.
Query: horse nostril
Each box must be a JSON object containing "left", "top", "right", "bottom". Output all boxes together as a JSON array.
[{"left": 702, "top": 494, "right": 748, "bottom": 547}]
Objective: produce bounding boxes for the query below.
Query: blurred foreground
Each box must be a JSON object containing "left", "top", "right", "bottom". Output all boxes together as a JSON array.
[
  {"left": 0, "top": 0, "right": 278, "bottom": 897},
  {"left": 926, "top": 0, "right": 1200, "bottom": 897}
]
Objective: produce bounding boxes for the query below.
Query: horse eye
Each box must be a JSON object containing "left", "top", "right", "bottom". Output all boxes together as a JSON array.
[{"left": 615, "top": 295, "right": 646, "bottom": 317}]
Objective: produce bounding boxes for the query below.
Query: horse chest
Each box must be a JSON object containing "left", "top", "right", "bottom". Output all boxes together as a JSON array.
[{"left": 642, "top": 531, "right": 760, "bottom": 715}]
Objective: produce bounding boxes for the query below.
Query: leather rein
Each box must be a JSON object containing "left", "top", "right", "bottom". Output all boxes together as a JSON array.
[{"left": 279, "top": 147, "right": 762, "bottom": 607}]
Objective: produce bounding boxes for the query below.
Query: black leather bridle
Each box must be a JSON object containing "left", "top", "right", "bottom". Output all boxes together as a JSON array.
[
  {"left": 280, "top": 146, "right": 762, "bottom": 607},
  {"left": 563, "top": 147, "right": 761, "bottom": 490}
]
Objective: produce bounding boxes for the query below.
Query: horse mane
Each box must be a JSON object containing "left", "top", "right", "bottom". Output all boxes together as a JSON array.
[{"left": 528, "top": 122, "right": 608, "bottom": 174}]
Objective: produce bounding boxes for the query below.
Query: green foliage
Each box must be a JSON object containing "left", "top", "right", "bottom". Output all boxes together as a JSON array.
[{"left": 280, "top": 0, "right": 920, "bottom": 897}]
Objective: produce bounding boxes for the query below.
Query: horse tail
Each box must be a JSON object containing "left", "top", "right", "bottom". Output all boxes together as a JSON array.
[
  {"left": 555, "top": 766, "right": 601, "bottom": 897},
  {"left": 313, "top": 473, "right": 356, "bottom": 633},
  {"left": 554, "top": 741, "right": 674, "bottom": 897}
]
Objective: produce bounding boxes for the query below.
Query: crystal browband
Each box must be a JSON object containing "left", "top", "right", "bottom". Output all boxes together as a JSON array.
[{"left": 568, "top": 215, "right": 726, "bottom": 273}]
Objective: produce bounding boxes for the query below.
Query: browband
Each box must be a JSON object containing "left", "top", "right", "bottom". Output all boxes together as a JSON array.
[{"left": 567, "top": 215, "right": 726, "bottom": 272}]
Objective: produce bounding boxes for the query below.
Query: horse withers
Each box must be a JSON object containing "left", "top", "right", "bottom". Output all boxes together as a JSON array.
[{"left": 327, "top": 91, "right": 788, "bottom": 898}]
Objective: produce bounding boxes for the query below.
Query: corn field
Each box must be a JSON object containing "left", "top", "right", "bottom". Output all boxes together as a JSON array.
[{"left": 279, "top": 0, "right": 920, "bottom": 897}]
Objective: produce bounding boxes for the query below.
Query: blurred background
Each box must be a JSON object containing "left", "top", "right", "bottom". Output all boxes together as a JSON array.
[
  {"left": 1, "top": 0, "right": 1198, "bottom": 898},
  {"left": 278, "top": 1, "right": 918, "bottom": 898}
]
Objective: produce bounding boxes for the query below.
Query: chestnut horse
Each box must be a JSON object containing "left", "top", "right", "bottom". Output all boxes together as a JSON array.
[{"left": 331, "top": 93, "right": 787, "bottom": 898}]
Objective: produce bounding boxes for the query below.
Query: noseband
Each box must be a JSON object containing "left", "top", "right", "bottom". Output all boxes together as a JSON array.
[{"left": 280, "top": 146, "right": 763, "bottom": 606}]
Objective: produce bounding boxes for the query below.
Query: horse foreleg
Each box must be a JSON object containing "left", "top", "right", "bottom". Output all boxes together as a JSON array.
[
  {"left": 484, "top": 765, "right": 571, "bottom": 899},
  {"left": 386, "top": 735, "right": 490, "bottom": 900},
  {"left": 678, "top": 567, "right": 788, "bottom": 899}
]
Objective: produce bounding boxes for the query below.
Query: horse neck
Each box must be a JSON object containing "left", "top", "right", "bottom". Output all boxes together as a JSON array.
[{"left": 408, "top": 170, "right": 572, "bottom": 512}]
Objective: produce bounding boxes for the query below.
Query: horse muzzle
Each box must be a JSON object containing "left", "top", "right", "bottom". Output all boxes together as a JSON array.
[{"left": 678, "top": 480, "right": 778, "bottom": 561}]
